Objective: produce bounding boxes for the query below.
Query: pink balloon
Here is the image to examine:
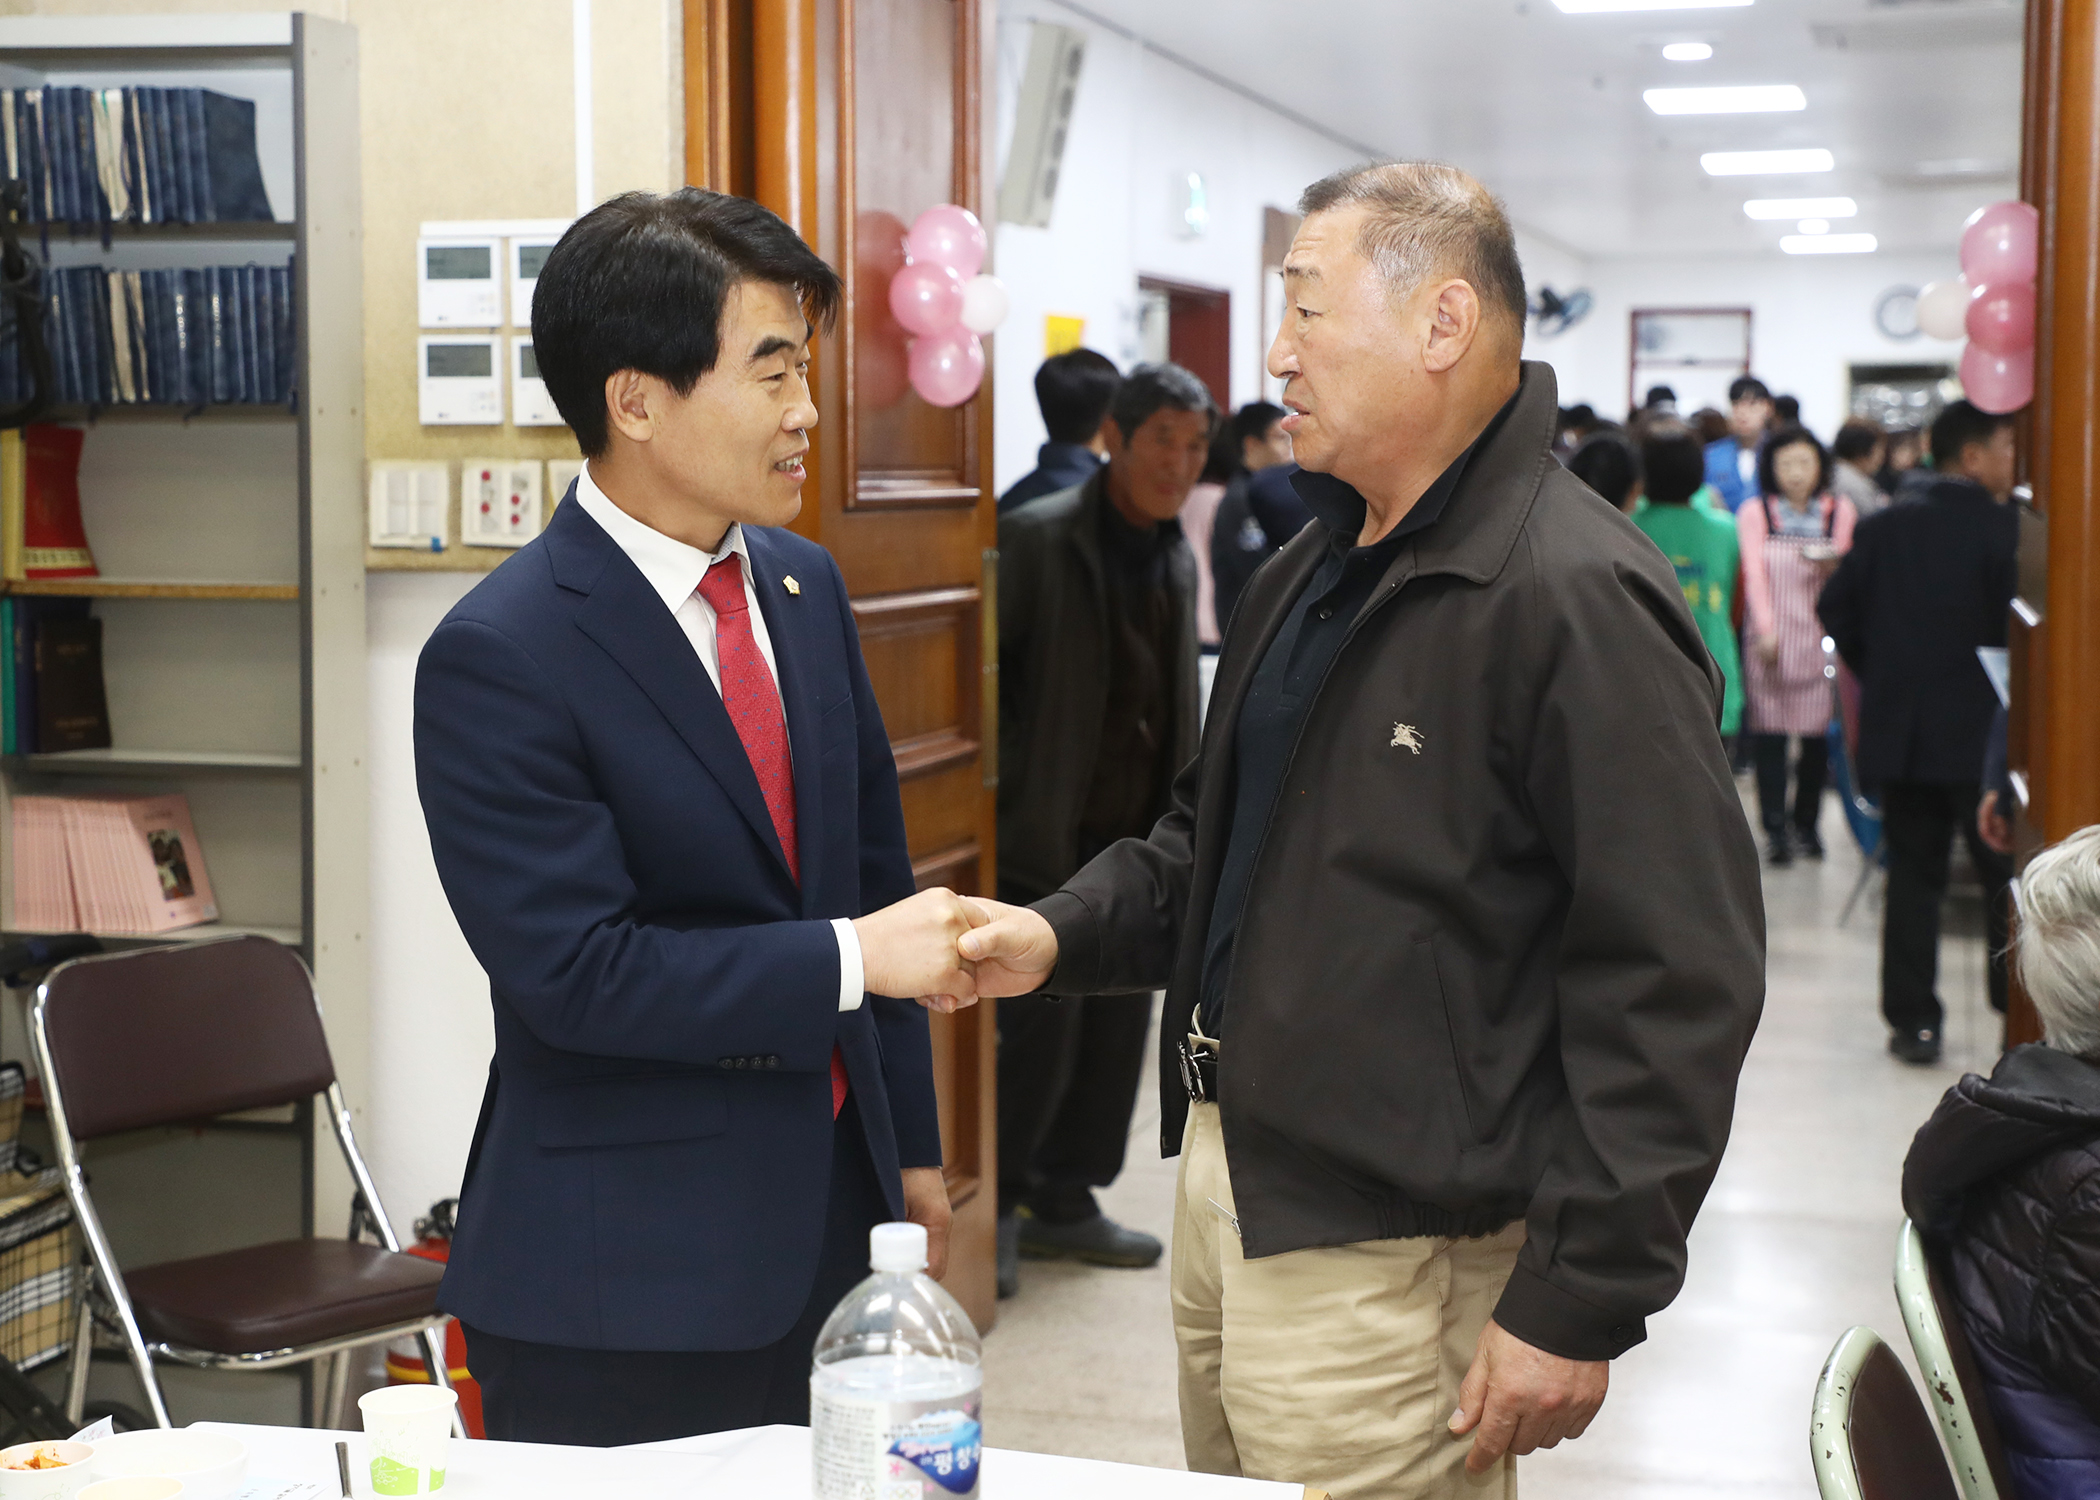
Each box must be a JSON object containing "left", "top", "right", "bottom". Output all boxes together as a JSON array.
[
  {"left": 1960, "top": 200, "right": 2040, "bottom": 286},
  {"left": 906, "top": 204, "right": 987, "bottom": 279},
  {"left": 888, "top": 262, "right": 965, "bottom": 337},
  {"left": 1966, "top": 280, "right": 2037, "bottom": 356},
  {"left": 907, "top": 329, "right": 985, "bottom": 408},
  {"left": 1960, "top": 342, "right": 2034, "bottom": 415}
]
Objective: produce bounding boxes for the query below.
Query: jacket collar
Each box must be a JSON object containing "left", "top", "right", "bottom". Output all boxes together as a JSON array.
[
  {"left": 1904, "top": 1043, "right": 2100, "bottom": 1239},
  {"left": 541, "top": 489, "right": 811, "bottom": 900},
  {"left": 1925, "top": 474, "right": 1998, "bottom": 507}
]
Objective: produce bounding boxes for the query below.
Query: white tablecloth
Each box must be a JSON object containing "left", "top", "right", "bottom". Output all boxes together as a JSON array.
[{"left": 202, "top": 1420, "right": 1314, "bottom": 1499}]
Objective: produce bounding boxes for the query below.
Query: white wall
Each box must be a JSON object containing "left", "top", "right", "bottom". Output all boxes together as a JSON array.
[
  {"left": 991, "top": 2, "right": 1360, "bottom": 492},
  {"left": 1528, "top": 250, "right": 1967, "bottom": 440}
]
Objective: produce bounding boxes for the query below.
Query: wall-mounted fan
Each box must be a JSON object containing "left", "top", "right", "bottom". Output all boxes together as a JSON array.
[{"left": 1529, "top": 286, "right": 1594, "bottom": 338}]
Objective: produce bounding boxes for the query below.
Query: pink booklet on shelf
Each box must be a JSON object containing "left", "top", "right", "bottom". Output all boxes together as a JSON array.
[{"left": 8, "top": 796, "right": 78, "bottom": 932}]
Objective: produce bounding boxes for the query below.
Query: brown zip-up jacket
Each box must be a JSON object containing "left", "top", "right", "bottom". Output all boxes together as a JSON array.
[{"left": 1032, "top": 362, "right": 1766, "bottom": 1362}]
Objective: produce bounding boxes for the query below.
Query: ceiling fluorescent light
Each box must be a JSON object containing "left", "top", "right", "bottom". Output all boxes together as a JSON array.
[
  {"left": 1703, "top": 148, "right": 1835, "bottom": 175},
  {"left": 1662, "top": 42, "right": 1715, "bottom": 60},
  {"left": 1646, "top": 84, "right": 1806, "bottom": 114},
  {"left": 1743, "top": 196, "right": 1857, "bottom": 218},
  {"left": 1781, "top": 233, "right": 1877, "bottom": 254},
  {"left": 1554, "top": 0, "right": 1752, "bottom": 11}
]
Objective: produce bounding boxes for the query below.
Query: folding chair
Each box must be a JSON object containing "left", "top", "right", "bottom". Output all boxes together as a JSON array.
[
  {"left": 1811, "top": 1325, "right": 1960, "bottom": 1500},
  {"left": 1895, "top": 1220, "right": 2012, "bottom": 1500},
  {"left": 1828, "top": 683, "right": 1885, "bottom": 928},
  {"left": 30, "top": 935, "right": 458, "bottom": 1432}
]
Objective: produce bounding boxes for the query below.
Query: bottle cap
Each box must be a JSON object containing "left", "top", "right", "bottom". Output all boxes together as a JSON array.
[{"left": 870, "top": 1221, "right": 928, "bottom": 1274}]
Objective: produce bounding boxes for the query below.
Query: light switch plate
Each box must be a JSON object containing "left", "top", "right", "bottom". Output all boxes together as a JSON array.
[
  {"left": 368, "top": 461, "right": 450, "bottom": 550},
  {"left": 460, "top": 459, "right": 546, "bottom": 548},
  {"left": 547, "top": 458, "right": 585, "bottom": 507}
]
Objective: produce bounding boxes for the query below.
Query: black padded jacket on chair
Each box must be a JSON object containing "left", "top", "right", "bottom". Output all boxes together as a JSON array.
[{"left": 1903, "top": 1044, "right": 2100, "bottom": 1498}]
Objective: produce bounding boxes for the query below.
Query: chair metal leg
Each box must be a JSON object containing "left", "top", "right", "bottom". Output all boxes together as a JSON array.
[
  {"left": 1841, "top": 856, "right": 1884, "bottom": 927},
  {"left": 62, "top": 1277, "right": 92, "bottom": 1425},
  {"left": 64, "top": 1195, "right": 170, "bottom": 1428},
  {"left": 417, "top": 1326, "right": 467, "bottom": 1440},
  {"left": 322, "top": 1349, "right": 350, "bottom": 1430}
]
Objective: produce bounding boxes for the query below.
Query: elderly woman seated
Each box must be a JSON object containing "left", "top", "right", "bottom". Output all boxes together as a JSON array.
[{"left": 1904, "top": 824, "right": 2100, "bottom": 1499}]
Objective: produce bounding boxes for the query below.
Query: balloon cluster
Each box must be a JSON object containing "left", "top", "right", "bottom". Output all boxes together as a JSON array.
[
  {"left": 885, "top": 205, "right": 1009, "bottom": 408},
  {"left": 1916, "top": 201, "right": 2039, "bottom": 415}
]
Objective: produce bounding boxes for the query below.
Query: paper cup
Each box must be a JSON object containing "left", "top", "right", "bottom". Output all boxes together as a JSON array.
[
  {"left": 78, "top": 1483, "right": 182, "bottom": 1500},
  {"left": 359, "top": 1385, "right": 458, "bottom": 1496},
  {"left": 0, "top": 1441, "right": 97, "bottom": 1499}
]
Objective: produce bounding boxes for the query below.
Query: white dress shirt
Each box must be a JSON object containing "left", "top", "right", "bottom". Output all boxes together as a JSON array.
[{"left": 574, "top": 465, "right": 866, "bottom": 1012}]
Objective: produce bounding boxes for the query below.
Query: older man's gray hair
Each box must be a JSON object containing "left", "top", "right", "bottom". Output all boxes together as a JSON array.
[
  {"left": 2015, "top": 824, "right": 2100, "bottom": 1058},
  {"left": 1297, "top": 161, "right": 1529, "bottom": 332}
]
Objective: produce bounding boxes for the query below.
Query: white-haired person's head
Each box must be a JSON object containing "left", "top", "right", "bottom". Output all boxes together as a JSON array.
[{"left": 2015, "top": 825, "right": 2100, "bottom": 1058}]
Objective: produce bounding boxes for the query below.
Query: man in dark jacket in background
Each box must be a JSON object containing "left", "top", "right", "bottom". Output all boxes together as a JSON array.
[
  {"left": 1903, "top": 825, "right": 2100, "bottom": 1499},
  {"left": 961, "top": 163, "right": 1764, "bottom": 1498},
  {"left": 998, "top": 348, "right": 1121, "bottom": 513},
  {"left": 1818, "top": 400, "right": 2019, "bottom": 1066},
  {"left": 993, "top": 362, "right": 1210, "bottom": 1297}
]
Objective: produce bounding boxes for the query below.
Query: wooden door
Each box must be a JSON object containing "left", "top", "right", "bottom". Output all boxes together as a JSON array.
[
  {"left": 685, "top": 0, "right": 1001, "bottom": 1330},
  {"left": 1141, "top": 276, "right": 1232, "bottom": 412}
]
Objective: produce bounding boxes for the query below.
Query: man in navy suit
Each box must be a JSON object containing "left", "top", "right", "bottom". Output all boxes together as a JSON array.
[{"left": 414, "top": 188, "right": 981, "bottom": 1446}]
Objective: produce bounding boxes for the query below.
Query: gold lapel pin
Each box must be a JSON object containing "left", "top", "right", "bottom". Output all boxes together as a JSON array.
[{"left": 784, "top": 575, "right": 801, "bottom": 596}]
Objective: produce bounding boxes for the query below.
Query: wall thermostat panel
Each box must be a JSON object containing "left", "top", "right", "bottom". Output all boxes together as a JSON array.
[
  {"left": 417, "top": 236, "right": 502, "bottom": 327},
  {"left": 511, "top": 337, "right": 562, "bottom": 427},
  {"left": 511, "top": 236, "right": 559, "bottom": 328},
  {"left": 546, "top": 458, "right": 585, "bottom": 506},
  {"left": 460, "top": 459, "right": 546, "bottom": 548},
  {"left": 418, "top": 336, "right": 503, "bottom": 425},
  {"left": 368, "top": 461, "right": 450, "bottom": 551}
]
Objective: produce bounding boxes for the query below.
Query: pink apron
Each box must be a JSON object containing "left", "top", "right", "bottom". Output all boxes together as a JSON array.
[{"left": 1744, "top": 496, "right": 1835, "bottom": 736}]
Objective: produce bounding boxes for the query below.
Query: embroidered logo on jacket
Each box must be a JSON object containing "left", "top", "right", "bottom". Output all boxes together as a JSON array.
[{"left": 1391, "top": 722, "right": 1425, "bottom": 754}]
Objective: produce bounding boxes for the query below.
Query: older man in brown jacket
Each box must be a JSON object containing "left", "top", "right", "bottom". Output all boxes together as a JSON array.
[{"left": 958, "top": 163, "right": 1766, "bottom": 1499}]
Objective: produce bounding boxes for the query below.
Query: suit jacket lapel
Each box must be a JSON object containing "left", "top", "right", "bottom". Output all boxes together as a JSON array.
[
  {"left": 568, "top": 526, "right": 795, "bottom": 885},
  {"left": 745, "top": 529, "right": 827, "bottom": 915}
]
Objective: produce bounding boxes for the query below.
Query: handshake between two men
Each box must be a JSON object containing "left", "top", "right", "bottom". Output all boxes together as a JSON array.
[{"left": 849, "top": 887, "right": 1058, "bottom": 1010}]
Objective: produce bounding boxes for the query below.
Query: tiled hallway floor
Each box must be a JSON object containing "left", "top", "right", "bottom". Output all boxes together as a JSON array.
[{"left": 980, "top": 795, "right": 2004, "bottom": 1496}]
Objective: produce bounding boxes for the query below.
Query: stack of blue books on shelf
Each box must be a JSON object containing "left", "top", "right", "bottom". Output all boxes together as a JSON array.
[
  {"left": 0, "top": 85, "right": 273, "bottom": 227},
  {"left": 0, "top": 262, "right": 294, "bottom": 407}
]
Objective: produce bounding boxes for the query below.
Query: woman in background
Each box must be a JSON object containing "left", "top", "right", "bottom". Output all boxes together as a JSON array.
[
  {"left": 1739, "top": 424, "right": 1858, "bottom": 865},
  {"left": 1635, "top": 419, "right": 1743, "bottom": 752}
]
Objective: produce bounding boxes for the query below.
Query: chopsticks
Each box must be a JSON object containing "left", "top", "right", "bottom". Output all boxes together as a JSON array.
[{"left": 335, "top": 1439, "right": 352, "bottom": 1497}]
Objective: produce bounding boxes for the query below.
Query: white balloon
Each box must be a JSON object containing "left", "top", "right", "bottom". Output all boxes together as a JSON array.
[
  {"left": 1916, "top": 277, "right": 1972, "bottom": 342},
  {"left": 958, "top": 274, "right": 1010, "bottom": 335}
]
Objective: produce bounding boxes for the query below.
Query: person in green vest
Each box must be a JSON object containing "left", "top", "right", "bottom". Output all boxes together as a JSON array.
[{"left": 1635, "top": 417, "right": 1744, "bottom": 747}]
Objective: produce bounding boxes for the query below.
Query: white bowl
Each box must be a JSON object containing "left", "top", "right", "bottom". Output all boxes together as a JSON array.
[
  {"left": 0, "top": 1440, "right": 97, "bottom": 1499},
  {"left": 89, "top": 1430, "right": 244, "bottom": 1500}
]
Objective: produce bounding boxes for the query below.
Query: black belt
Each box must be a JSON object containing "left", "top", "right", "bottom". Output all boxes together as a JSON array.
[{"left": 1178, "top": 1031, "right": 1221, "bottom": 1103}]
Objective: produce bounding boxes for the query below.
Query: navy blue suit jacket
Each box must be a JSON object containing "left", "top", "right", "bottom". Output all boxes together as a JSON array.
[{"left": 414, "top": 491, "right": 939, "bottom": 1353}]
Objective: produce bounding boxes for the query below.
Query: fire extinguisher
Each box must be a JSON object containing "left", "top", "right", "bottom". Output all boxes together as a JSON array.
[{"left": 383, "top": 1200, "right": 485, "bottom": 1438}]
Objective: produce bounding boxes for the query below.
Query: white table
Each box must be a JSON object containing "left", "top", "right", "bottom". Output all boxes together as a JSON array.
[{"left": 204, "top": 1421, "right": 1324, "bottom": 1499}]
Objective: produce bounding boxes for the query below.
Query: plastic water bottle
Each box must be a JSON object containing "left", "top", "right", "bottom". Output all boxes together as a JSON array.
[{"left": 811, "top": 1221, "right": 983, "bottom": 1499}]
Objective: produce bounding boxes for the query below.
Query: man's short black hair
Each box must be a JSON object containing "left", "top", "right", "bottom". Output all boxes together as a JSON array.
[
  {"left": 1644, "top": 384, "right": 1677, "bottom": 409},
  {"left": 1566, "top": 430, "right": 1641, "bottom": 507},
  {"left": 1230, "top": 400, "right": 1287, "bottom": 448},
  {"left": 1109, "top": 362, "right": 1217, "bottom": 442},
  {"left": 1930, "top": 399, "right": 2018, "bottom": 469},
  {"left": 1638, "top": 417, "right": 1706, "bottom": 506},
  {"left": 1728, "top": 375, "right": 1772, "bottom": 406},
  {"left": 1833, "top": 419, "right": 1885, "bottom": 464},
  {"left": 1773, "top": 395, "right": 1801, "bottom": 426},
  {"left": 1758, "top": 423, "right": 1832, "bottom": 498},
  {"left": 1035, "top": 348, "right": 1121, "bottom": 444},
  {"left": 531, "top": 188, "right": 842, "bottom": 457}
]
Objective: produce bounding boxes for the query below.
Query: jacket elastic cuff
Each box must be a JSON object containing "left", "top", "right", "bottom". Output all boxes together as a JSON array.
[
  {"left": 1029, "top": 890, "right": 1096, "bottom": 995},
  {"left": 1491, "top": 1264, "right": 1645, "bottom": 1362}
]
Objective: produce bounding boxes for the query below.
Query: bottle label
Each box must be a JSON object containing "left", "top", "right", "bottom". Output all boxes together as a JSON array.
[{"left": 812, "top": 1386, "right": 983, "bottom": 1499}]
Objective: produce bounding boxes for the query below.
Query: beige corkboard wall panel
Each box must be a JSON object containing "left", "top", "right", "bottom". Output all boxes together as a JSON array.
[{"left": 14, "top": 0, "right": 685, "bottom": 570}]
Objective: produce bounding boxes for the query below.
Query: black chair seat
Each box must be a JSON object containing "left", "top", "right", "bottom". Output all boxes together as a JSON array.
[{"left": 126, "top": 1240, "right": 444, "bottom": 1355}]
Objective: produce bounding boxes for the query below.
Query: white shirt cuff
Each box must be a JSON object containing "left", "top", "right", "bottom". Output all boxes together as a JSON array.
[{"left": 832, "top": 918, "right": 866, "bottom": 1012}]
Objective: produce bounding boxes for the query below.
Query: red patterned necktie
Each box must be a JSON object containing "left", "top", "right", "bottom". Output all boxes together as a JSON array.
[{"left": 696, "top": 552, "right": 849, "bottom": 1117}]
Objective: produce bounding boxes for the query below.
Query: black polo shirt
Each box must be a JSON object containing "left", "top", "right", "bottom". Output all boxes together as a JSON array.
[{"left": 1199, "top": 407, "right": 1511, "bottom": 1035}]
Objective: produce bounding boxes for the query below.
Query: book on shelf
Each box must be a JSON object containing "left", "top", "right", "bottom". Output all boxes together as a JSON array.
[
  {"left": 0, "top": 85, "right": 272, "bottom": 230},
  {"left": 2, "top": 596, "right": 94, "bottom": 755},
  {"left": 9, "top": 792, "right": 216, "bottom": 935},
  {"left": 31, "top": 614, "right": 108, "bottom": 752},
  {"left": 0, "top": 263, "right": 295, "bottom": 408},
  {"left": 1, "top": 426, "right": 95, "bottom": 580}
]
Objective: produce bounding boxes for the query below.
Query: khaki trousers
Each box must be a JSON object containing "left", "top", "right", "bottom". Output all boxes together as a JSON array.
[{"left": 1172, "top": 1101, "right": 1523, "bottom": 1500}]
